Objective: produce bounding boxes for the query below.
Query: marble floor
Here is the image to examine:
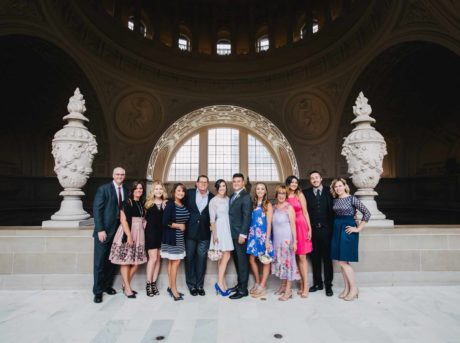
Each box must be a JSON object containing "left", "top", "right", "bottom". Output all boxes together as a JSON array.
[{"left": 0, "top": 286, "right": 459, "bottom": 343}]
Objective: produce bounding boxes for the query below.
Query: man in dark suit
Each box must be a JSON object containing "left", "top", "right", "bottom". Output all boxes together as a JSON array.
[
  {"left": 303, "top": 170, "right": 335, "bottom": 296},
  {"left": 92, "top": 167, "right": 128, "bottom": 303},
  {"left": 228, "top": 173, "right": 252, "bottom": 300},
  {"left": 184, "top": 175, "right": 214, "bottom": 296}
]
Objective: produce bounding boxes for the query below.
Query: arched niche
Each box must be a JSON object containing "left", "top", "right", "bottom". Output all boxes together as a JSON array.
[
  {"left": 337, "top": 41, "right": 460, "bottom": 178},
  {"left": 146, "top": 105, "right": 299, "bottom": 183}
]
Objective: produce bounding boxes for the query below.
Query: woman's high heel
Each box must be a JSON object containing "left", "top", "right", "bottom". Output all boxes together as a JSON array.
[
  {"left": 339, "top": 290, "right": 349, "bottom": 299},
  {"left": 167, "top": 287, "right": 184, "bottom": 297},
  {"left": 278, "top": 290, "right": 293, "bottom": 301},
  {"left": 214, "top": 283, "right": 230, "bottom": 296},
  {"left": 344, "top": 289, "right": 359, "bottom": 301}
]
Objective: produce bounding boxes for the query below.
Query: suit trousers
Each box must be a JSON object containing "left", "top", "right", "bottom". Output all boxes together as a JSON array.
[
  {"left": 232, "top": 238, "right": 249, "bottom": 293},
  {"left": 185, "top": 239, "right": 210, "bottom": 290},
  {"left": 310, "top": 227, "right": 334, "bottom": 287},
  {"left": 93, "top": 236, "right": 118, "bottom": 295}
]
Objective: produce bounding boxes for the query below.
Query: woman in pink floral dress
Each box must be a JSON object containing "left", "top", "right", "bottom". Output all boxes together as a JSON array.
[{"left": 271, "top": 185, "right": 300, "bottom": 301}]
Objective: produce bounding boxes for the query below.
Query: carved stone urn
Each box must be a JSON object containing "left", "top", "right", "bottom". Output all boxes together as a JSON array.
[
  {"left": 42, "top": 88, "right": 98, "bottom": 228},
  {"left": 341, "top": 92, "right": 394, "bottom": 228}
]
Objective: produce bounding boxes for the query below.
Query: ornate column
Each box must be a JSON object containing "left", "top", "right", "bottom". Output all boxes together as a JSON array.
[
  {"left": 341, "top": 92, "right": 394, "bottom": 228},
  {"left": 42, "top": 89, "right": 98, "bottom": 228}
]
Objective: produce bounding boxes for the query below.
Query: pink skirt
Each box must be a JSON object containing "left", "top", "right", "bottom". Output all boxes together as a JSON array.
[{"left": 109, "top": 217, "right": 147, "bottom": 265}]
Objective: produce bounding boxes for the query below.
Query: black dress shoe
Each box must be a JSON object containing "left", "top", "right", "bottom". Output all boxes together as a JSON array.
[
  {"left": 227, "top": 285, "right": 238, "bottom": 294},
  {"left": 93, "top": 294, "right": 103, "bottom": 303},
  {"left": 104, "top": 287, "right": 117, "bottom": 295},
  {"left": 325, "top": 287, "right": 333, "bottom": 297},
  {"left": 197, "top": 288, "right": 206, "bottom": 296},
  {"left": 229, "top": 291, "right": 248, "bottom": 300},
  {"left": 309, "top": 285, "right": 324, "bottom": 292},
  {"left": 190, "top": 288, "right": 199, "bottom": 296}
]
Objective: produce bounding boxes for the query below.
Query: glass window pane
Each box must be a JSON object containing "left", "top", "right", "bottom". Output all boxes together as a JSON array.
[
  {"left": 208, "top": 128, "right": 239, "bottom": 181},
  {"left": 167, "top": 134, "right": 199, "bottom": 181},
  {"left": 247, "top": 134, "right": 280, "bottom": 182}
]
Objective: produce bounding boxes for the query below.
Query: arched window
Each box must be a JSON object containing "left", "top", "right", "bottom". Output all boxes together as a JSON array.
[
  {"left": 178, "top": 34, "right": 191, "bottom": 51},
  {"left": 312, "top": 19, "right": 319, "bottom": 34},
  {"left": 217, "top": 39, "right": 231, "bottom": 55},
  {"left": 256, "top": 35, "right": 269, "bottom": 52},
  {"left": 147, "top": 105, "right": 299, "bottom": 184},
  {"left": 300, "top": 19, "right": 319, "bottom": 39},
  {"left": 127, "top": 16, "right": 146, "bottom": 37},
  {"left": 167, "top": 134, "right": 199, "bottom": 181}
]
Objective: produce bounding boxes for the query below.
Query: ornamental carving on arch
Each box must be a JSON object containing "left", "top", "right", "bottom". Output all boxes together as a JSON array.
[
  {"left": 147, "top": 105, "right": 299, "bottom": 180},
  {"left": 114, "top": 92, "right": 162, "bottom": 140}
]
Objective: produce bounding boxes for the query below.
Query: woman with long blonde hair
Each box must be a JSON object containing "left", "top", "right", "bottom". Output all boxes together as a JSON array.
[{"left": 144, "top": 181, "right": 168, "bottom": 297}]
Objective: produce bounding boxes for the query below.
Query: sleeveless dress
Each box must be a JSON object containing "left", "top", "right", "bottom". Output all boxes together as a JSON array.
[
  {"left": 109, "top": 200, "right": 147, "bottom": 265},
  {"left": 286, "top": 195, "right": 312, "bottom": 255},
  {"left": 330, "top": 195, "right": 371, "bottom": 262},
  {"left": 208, "top": 196, "right": 234, "bottom": 251},
  {"left": 271, "top": 204, "right": 300, "bottom": 281},
  {"left": 246, "top": 203, "right": 274, "bottom": 257},
  {"left": 145, "top": 203, "right": 163, "bottom": 250}
]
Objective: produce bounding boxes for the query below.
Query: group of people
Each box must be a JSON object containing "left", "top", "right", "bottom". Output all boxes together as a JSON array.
[{"left": 92, "top": 167, "right": 371, "bottom": 303}]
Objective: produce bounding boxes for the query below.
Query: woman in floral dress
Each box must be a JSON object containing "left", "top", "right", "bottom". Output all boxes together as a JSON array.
[
  {"left": 271, "top": 185, "right": 300, "bottom": 301},
  {"left": 246, "top": 182, "right": 274, "bottom": 298}
]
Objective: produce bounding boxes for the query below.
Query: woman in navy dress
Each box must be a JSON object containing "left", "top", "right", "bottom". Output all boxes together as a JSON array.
[
  {"left": 330, "top": 178, "right": 371, "bottom": 301},
  {"left": 160, "top": 183, "right": 190, "bottom": 301}
]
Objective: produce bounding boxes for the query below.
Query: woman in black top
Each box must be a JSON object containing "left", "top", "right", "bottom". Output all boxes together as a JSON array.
[
  {"left": 144, "top": 181, "right": 168, "bottom": 297},
  {"left": 109, "top": 181, "right": 147, "bottom": 298},
  {"left": 160, "top": 183, "right": 190, "bottom": 301}
]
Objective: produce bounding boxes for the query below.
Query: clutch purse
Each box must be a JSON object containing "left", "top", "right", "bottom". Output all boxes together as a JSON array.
[
  {"left": 258, "top": 250, "right": 273, "bottom": 264},
  {"left": 208, "top": 249, "right": 223, "bottom": 261}
]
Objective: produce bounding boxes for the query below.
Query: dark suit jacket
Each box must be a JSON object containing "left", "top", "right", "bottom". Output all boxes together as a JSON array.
[
  {"left": 93, "top": 182, "right": 128, "bottom": 238},
  {"left": 228, "top": 189, "right": 252, "bottom": 239},
  {"left": 184, "top": 188, "right": 214, "bottom": 241},
  {"left": 303, "top": 186, "right": 334, "bottom": 230}
]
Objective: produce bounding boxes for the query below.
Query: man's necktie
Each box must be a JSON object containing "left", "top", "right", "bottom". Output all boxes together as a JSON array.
[
  {"left": 316, "top": 189, "right": 321, "bottom": 201},
  {"left": 117, "top": 186, "right": 122, "bottom": 209}
]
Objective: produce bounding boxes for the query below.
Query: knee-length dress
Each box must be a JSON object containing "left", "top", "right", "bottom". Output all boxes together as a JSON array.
[
  {"left": 286, "top": 195, "right": 312, "bottom": 255},
  {"left": 109, "top": 200, "right": 147, "bottom": 265},
  {"left": 330, "top": 195, "right": 371, "bottom": 262},
  {"left": 208, "top": 196, "right": 234, "bottom": 252},
  {"left": 271, "top": 204, "right": 300, "bottom": 281},
  {"left": 160, "top": 202, "right": 190, "bottom": 260},
  {"left": 145, "top": 203, "right": 163, "bottom": 250},
  {"left": 246, "top": 203, "right": 274, "bottom": 257}
]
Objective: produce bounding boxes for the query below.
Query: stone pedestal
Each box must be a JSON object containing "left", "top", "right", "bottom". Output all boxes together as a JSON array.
[{"left": 42, "top": 88, "right": 97, "bottom": 229}]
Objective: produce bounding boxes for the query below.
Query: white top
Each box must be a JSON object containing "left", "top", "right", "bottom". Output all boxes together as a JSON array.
[{"left": 209, "top": 196, "right": 234, "bottom": 251}]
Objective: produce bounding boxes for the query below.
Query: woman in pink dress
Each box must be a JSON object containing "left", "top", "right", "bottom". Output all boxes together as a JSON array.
[{"left": 285, "top": 175, "right": 312, "bottom": 298}]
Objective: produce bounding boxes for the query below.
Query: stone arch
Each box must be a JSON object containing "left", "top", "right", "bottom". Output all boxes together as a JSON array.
[{"left": 147, "top": 105, "right": 299, "bottom": 182}]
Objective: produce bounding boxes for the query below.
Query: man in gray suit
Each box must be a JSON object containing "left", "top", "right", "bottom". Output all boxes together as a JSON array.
[
  {"left": 92, "top": 167, "right": 128, "bottom": 303},
  {"left": 228, "top": 173, "right": 252, "bottom": 299}
]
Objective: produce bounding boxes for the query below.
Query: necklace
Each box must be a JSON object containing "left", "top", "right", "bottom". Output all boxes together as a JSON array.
[{"left": 134, "top": 200, "right": 144, "bottom": 217}]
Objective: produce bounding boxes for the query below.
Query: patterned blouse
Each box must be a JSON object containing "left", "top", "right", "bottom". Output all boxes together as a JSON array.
[{"left": 332, "top": 195, "right": 371, "bottom": 222}]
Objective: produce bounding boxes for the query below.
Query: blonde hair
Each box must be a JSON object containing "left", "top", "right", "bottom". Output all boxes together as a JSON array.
[
  {"left": 252, "top": 182, "right": 270, "bottom": 214},
  {"left": 145, "top": 181, "right": 168, "bottom": 209},
  {"left": 274, "top": 184, "right": 288, "bottom": 199},
  {"left": 330, "top": 178, "right": 350, "bottom": 198}
]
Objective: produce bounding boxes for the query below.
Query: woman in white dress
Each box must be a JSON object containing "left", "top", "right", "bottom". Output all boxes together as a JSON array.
[{"left": 209, "top": 179, "right": 234, "bottom": 296}]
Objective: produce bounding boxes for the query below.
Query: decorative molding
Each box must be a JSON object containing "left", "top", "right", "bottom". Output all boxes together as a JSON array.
[
  {"left": 0, "top": 0, "right": 44, "bottom": 21},
  {"left": 146, "top": 105, "right": 299, "bottom": 180},
  {"left": 284, "top": 93, "right": 331, "bottom": 142}
]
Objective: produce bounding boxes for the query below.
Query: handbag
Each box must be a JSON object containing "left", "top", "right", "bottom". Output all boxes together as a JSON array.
[
  {"left": 208, "top": 247, "right": 222, "bottom": 261},
  {"left": 258, "top": 249, "right": 273, "bottom": 264}
]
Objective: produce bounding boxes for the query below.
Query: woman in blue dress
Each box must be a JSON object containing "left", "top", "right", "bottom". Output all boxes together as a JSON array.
[
  {"left": 330, "top": 178, "right": 371, "bottom": 301},
  {"left": 246, "top": 182, "right": 274, "bottom": 298}
]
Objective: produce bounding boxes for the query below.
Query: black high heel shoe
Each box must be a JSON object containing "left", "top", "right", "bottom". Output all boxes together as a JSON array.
[
  {"left": 122, "top": 284, "right": 138, "bottom": 295},
  {"left": 124, "top": 291, "right": 136, "bottom": 299},
  {"left": 167, "top": 287, "right": 184, "bottom": 297}
]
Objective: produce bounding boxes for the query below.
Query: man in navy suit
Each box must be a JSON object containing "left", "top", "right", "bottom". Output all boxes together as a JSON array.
[
  {"left": 184, "top": 175, "right": 214, "bottom": 296},
  {"left": 92, "top": 167, "right": 128, "bottom": 303},
  {"left": 228, "top": 173, "right": 252, "bottom": 299},
  {"left": 303, "top": 171, "right": 335, "bottom": 296}
]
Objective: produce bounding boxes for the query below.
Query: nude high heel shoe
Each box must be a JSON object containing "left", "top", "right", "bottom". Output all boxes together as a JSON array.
[{"left": 344, "top": 289, "right": 359, "bottom": 301}]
